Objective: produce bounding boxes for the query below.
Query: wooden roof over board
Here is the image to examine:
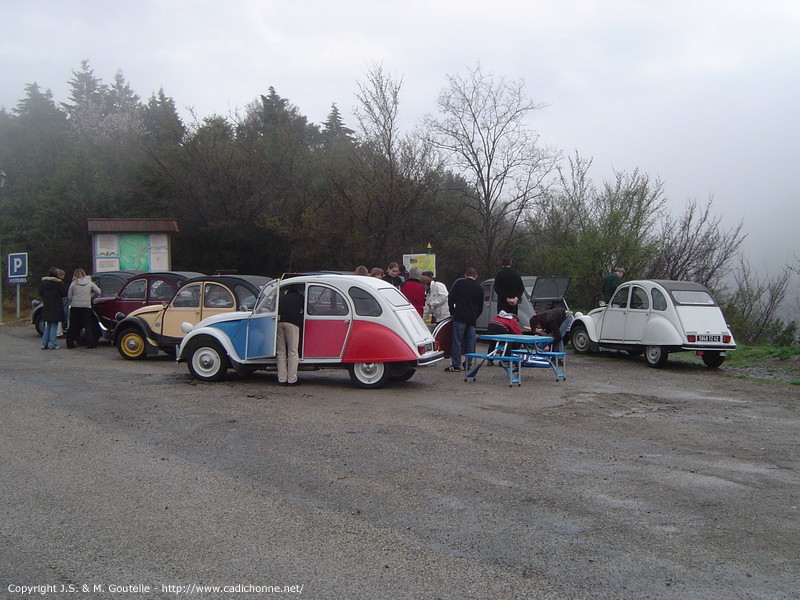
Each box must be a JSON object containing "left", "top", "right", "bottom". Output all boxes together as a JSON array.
[{"left": 87, "top": 219, "right": 179, "bottom": 233}]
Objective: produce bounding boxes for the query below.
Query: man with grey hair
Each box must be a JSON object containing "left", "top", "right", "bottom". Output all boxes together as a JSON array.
[{"left": 401, "top": 266, "right": 425, "bottom": 317}]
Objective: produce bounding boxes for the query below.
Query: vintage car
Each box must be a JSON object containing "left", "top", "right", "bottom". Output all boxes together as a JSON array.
[
  {"left": 476, "top": 276, "right": 572, "bottom": 332},
  {"left": 92, "top": 271, "right": 205, "bottom": 341},
  {"left": 31, "top": 270, "right": 143, "bottom": 336},
  {"left": 433, "top": 276, "right": 571, "bottom": 357},
  {"left": 176, "top": 274, "right": 444, "bottom": 388},
  {"left": 114, "top": 275, "right": 272, "bottom": 359},
  {"left": 569, "top": 279, "right": 736, "bottom": 368}
]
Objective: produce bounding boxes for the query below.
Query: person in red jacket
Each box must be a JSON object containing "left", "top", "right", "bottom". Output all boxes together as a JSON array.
[{"left": 401, "top": 266, "right": 425, "bottom": 317}]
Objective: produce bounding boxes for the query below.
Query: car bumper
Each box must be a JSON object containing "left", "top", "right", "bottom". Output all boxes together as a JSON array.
[
  {"left": 418, "top": 350, "right": 445, "bottom": 366},
  {"left": 681, "top": 344, "right": 736, "bottom": 352}
]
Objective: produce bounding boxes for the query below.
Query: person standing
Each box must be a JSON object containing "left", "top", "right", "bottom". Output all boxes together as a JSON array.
[
  {"left": 382, "top": 262, "right": 403, "bottom": 288},
  {"left": 602, "top": 267, "right": 625, "bottom": 303},
  {"left": 39, "top": 267, "right": 67, "bottom": 349},
  {"left": 445, "top": 267, "right": 483, "bottom": 372},
  {"left": 401, "top": 266, "right": 426, "bottom": 317},
  {"left": 276, "top": 285, "right": 304, "bottom": 386},
  {"left": 421, "top": 271, "right": 449, "bottom": 324},
  {"left": 494, "top": 255, "right": 525, "bottom": 316},
  {"left": 66, "top": 268, "right": 101, "bottom": 349}
]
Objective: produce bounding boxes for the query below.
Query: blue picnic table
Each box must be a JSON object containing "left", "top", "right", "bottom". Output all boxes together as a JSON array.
[{"left": 464, "top": 334, "right": 565, "bottom": 386}]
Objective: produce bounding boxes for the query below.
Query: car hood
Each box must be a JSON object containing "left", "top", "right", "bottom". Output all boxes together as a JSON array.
[
  {"left": 523, "top": 276, "right": 571, "bottom": 300},
  {"left": 191, "top": 310, "right": 251, "bottom": 329},
  {"left": 126, "top": 304, "right": 165, "bottom": 319}
]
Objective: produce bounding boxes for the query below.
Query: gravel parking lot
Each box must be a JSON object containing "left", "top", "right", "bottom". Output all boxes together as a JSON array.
[{"left": 1, "top": 321, "right": 797, "bottom": 599}]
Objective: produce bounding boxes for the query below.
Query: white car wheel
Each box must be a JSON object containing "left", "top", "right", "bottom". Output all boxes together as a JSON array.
[
  {"left": 645, "top": 345, "right": 668, "bottom": 368},
  {"left": 570, "top": 324, "right": 591, "bottom": 354},
  {"left": 188, "top": 339, "right": 228, "bottom": 382},
  {"left": 348, "top": 362, "right": 389, "bottom": 388}
]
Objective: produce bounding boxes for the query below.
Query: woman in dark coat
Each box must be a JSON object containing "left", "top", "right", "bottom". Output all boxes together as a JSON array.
[{"left": 39, "top": 267, "right": 67, "bottom": 349}]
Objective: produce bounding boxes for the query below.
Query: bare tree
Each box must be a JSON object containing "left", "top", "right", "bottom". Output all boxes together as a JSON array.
[
  {"left": 320, "top": 63, "right": 441, "bottom": 264},
  {"left": 646, "top": 198, "right": 744, "bottom": 289},
  {"left": 723, "top": 258, "right": 794, "bottom": 344},
  {"left": 424, "top": 64, "right": 559, "bottom": 274}
]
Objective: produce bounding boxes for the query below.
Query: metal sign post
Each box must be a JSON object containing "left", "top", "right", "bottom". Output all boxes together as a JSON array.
[{"left": 8, "top": 252, "right": 28, "bottom": 320}]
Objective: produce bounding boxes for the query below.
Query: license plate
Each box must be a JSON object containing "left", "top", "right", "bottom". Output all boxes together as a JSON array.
[{"left": 697, "top": 335, "right": 721, "bottom": 342}]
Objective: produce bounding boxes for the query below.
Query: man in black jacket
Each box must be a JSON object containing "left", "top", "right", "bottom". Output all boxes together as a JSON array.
[
  {"left": 494, "top": 255, "right": 525, "bottom": 315},
  {"left": 445, "top": 267, "right": 483, "bottom": 372}
]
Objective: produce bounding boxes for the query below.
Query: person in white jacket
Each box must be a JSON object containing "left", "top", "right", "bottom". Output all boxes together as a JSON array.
[
  {"left": 66, "top": 268, "right": 101, "bottom": 349},
  {"left": 421, "top": 272, "right": 450, "bottom": 324}
]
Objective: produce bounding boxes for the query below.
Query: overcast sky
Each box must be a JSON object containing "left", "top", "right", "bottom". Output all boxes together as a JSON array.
[{"left": 2, "top": 0, "right": 798, "bottom": 272}]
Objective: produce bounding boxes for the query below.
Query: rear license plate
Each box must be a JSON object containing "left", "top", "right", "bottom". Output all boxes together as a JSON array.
[{"left": 697, "top": 335, "right": 721, "bottom": 342}]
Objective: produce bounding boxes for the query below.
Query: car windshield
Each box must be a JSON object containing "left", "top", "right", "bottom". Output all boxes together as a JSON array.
[
  {"left": 670, "top": 290, "right": 716, "bottom": 306},
  {"left": 254, "top": 279, "right": 280, "bottom": 314}
]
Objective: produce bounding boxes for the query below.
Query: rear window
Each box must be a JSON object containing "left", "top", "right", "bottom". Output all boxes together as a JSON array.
[
  {"left": 670, "top": 290, "right": 716, "bottom": 306},
  {"left": 379, "top": 286, "right": 412, "bottom": 308}
]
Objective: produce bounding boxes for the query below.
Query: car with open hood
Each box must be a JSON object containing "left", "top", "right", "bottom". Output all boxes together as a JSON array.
[
  {"left": 433, "top": 275, "right": 571, "bottom": 357},
  {"left": 114, "top": 274, "right": 271, "bottom": 359},
  {"left": 176, "top": 273, "right": 444, "bottom": 388},
  {"left": 569, "top": 279, "right": 736, "bottom": 368}
]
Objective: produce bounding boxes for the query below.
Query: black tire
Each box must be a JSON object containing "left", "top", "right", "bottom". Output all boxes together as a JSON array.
[
  {"left": 117, "top": 328, "right": 148, "bottom": 360},
  {"left": 701, "top": 351, "right": 725, "bottom": 369},
  {"left": 389, "top": 362, "right": 417, "bottom": 382},
  {"left": 187, "top": 338, "right": 229, "bottom": 382},
  {"left": 570, "top": 323, "right": 591, "bottom": 354},
  {"left": 645, "top": 345, "right": 669, "bottom": 368},
  {"left": 75, "top": 322, "right": 102, "bottom": 347},
  {"left": 34, "top": 312, "right": 45, "bottom": 336},
  {"left": 348, "top": 362, "right": 389, "bottom": 388}
]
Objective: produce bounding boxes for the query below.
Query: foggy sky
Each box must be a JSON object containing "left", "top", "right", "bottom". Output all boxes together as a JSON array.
[{"left": 2, "top": 0, "right": 798, "bottom": 272}]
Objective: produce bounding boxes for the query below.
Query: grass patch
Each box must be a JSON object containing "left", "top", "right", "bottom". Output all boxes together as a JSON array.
[{"left": 724, "top": 344, "right": 800, "bottom": 365}]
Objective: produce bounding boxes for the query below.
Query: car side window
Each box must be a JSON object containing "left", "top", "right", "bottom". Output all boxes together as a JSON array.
[
  {"left": 307, "top": 285, "right": 349, "bottom": 316},
  {"left": 235, "top": 285, "right": 257, "bottom": 310},
  {"left": 150, "top": 280, "right": 173, "bottom": 301},
  {"left": 98, "top": 276, "right": 125, "bottom": 296},
  {"left": 652, "top": 288, "right": 668, "bottom": 311},
  {"left": 204, "top": 283, "right": 234, "bottom": 308},
  {"left": 483, "top": 283, "right": 492, "bottom": 302},
  {"left": 349, "top": 286, "right": 382, "bottom": 317},
  {"left": 173, "top": 284, "right": 201, "bottom": 308},
  {"left": 610, "top": 286, "right": 628, "bottom": 309},
  {"left": 121, "top": 279, "right": 146, "bottom": 300},
  {"left": 630, "top": 286, "right": 650, "bottom": 310}
]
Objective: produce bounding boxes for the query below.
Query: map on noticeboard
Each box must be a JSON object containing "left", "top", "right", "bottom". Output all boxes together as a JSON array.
[
  {"left": 95, "top": 233, "right": 171, "bottom": 272},
  {"left": 403, "top": 253, "right": 436, "bottom": 276}
]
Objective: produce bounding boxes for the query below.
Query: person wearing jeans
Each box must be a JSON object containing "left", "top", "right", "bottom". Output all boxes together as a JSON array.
[
  {"left": 445, "top": 267, "right": 483, "bottom": 372},
  {"left": 39, "top": 267, "right": 67, "bottom": 349}
]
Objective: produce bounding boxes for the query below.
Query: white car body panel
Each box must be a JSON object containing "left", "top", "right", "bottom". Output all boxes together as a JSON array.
[{"left": 572, "top": 280, "right": 735, "bottom": 366}]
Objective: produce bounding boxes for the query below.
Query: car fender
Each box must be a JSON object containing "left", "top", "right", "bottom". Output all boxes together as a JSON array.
[
  {"left": 573, "top": 314, "right": 600, "bottom": 343},
  {"left": 178, "top": 325, "right": 238, "bottom": 362},
  {"left": 114, "top": 315, "right": 159, "bottom": 347},
  {"left": 342, "top": 321, "right": 418, "bottom": 363},
  {"left": 641, "top": 314, "right": 683, "bottom": 346}
]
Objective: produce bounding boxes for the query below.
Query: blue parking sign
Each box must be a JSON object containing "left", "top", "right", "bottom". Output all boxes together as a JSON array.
[{"left": 8, "top": 252, "right": 28, "bottom": 284}]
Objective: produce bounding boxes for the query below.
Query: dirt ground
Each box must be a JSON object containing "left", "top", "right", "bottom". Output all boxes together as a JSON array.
[{"left": 1, "top": 320, "right": 798, "bottom": 599}]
